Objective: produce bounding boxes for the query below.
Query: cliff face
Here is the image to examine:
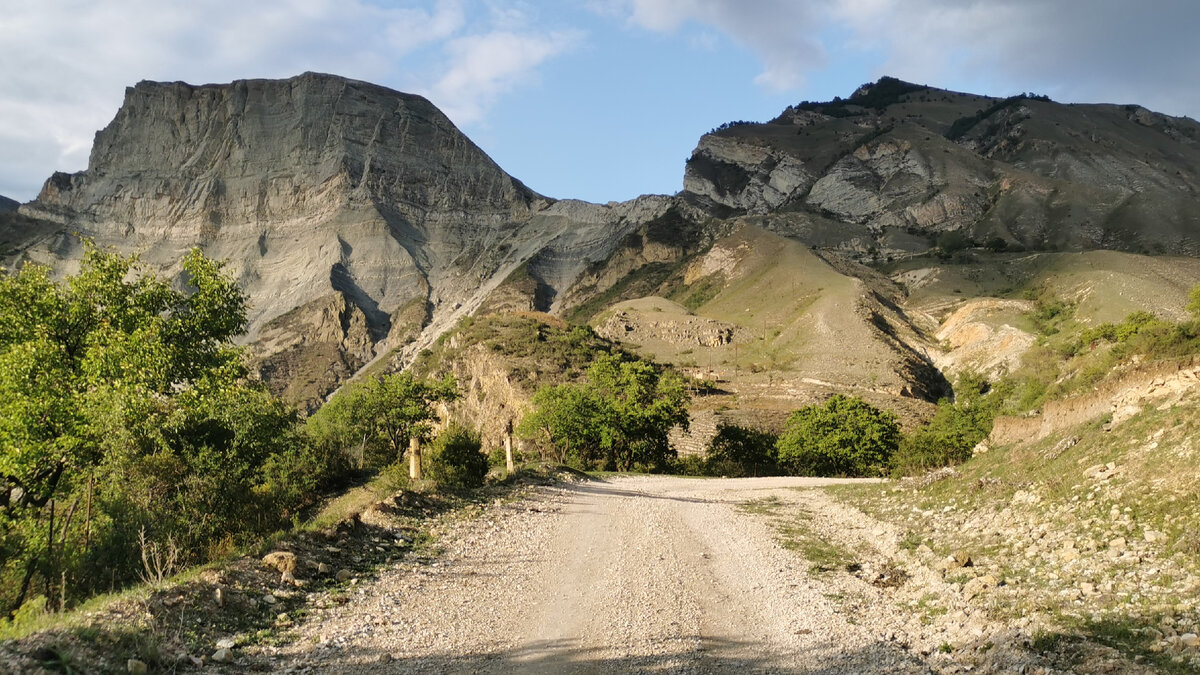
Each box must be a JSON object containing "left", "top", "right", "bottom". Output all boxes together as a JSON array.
[
  {"left": 13, "top": 73, "right": 661, "bottom": 409},
  {"left": 683, "top": 80, "right": 1200, "bottom": 256}
]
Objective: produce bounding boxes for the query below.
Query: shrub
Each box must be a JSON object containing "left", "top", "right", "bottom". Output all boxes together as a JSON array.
[
  {"left": 425, "top": 424, "right": 488, "bottom": 489},
  {"left": 703, "top": 423, "right": 779, "bottom": 477},
  {"left": 892, "top": 373, "right": 996, "bottom": 476},
  {"left": 776, "top": 395, "right": 900, "bottom": 477}
]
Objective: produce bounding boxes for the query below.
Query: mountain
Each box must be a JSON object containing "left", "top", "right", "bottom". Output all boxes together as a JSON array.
[
  {"left": 6, "top": 72, "right": 674, "bottom": 408},
  {"left": 0, "top": 195, "right": 17, "bottom": 213},
  {"left": 682, "top": 77, "right": 1200, "bottom": 257},
  {"left": 4, "top": 74, "right": 1200, "bottom": 424}
]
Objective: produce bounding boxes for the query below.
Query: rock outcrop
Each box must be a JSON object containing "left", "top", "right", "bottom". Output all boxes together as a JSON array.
[{"left": 682, "top": 80, "right": 1200, "bottom": 257}]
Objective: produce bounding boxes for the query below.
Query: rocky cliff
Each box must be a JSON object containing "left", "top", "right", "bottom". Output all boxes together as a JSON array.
[
  {"left": 8, "top": 73, "right": 666, "bottom": 408},
  {"left": 683, "top": 78, "right": 1200, "bottom": 257}
]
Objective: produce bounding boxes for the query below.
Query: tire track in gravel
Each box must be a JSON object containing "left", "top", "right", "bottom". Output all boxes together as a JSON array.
[{"left": 274, "top": 476, "right": 927, "bottom": 674}]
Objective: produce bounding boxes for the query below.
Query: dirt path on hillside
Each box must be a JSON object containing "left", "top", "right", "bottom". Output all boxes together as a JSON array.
[{"left": 263, "top": 476, "right": 1040, "bottom": 674}]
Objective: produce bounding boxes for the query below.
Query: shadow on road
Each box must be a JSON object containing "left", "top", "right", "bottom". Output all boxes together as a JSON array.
[{"left": 282, "top": 635, "right": 928, "bottom": 673}]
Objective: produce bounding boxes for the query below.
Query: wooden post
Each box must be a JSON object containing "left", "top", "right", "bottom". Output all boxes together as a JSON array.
[
  {"left": 408, "top": 436, "right": 422, "bottom": 481},
  {"left": 504, "top": 419, "right": 515, "bottom": 474}
]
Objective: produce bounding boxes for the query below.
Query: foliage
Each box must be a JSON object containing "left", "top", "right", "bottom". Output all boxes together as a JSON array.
[
  {"left": 892, "top": 373, "right": 998, "bottom": 476},
  {"left": 518, "top": 384, "right": 604, "bottom": 466},
  {"left": 1063, "top": 311, "right": 1162, "bottom": 356},
  {"left": 308, "top": 372, "right": 458, "bottom": 469},
  {"left": 0, "top": 244, "right": 337, "bottom": 615},
  {"left": 709, "top": 120, "right": 757, "bottom": 134},
  {"left": 776, "top": 395, "right": 900, "bottom": 477},
  {"left": 945, "top": 93, "right": 1051, "bottom": 140},
  {"left": 519, "top": 353, "right": 690, "bottom": 471},
  {"left": 415, "top": 314, "right": 618, "bottom": 386},
  {"left": 794, "top": 77, "right": 926, "bottom": 116},
  {"left": 1023, "top": 286, "right": 1074, "bottom": 336},
  {"left": 701, "top": 423, "right": 779, "bottom": 477},
  {"left": 935, "top": 230, "right": 972, "bottom": 257},
  {"left": 424, "top": 424, "right": 488, "bottom": 489},
  {"left": 1188, "top": 283, "right": 1200, "bottom": 320}
]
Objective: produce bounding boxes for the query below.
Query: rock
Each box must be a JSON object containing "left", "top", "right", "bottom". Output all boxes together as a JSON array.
[
  {"left": 214, "top": 587, "right": 224, "bottom": 607},
  {"left": 953, "top": 549, "right": 973, "bottom": 568},
  {"left": 1109, "top": 537, "right": 1127, "bottom": 552},
  {"left": 1182, "top": 633, "right": 1199, "bottom": 648},
  {"left": 317, "top": 562, "right": 332, "bottom": 575},
  {"left": 212, "top": 648, "right": 233, "bottom": 663},
  {"left": 216, "top": 638, "right": 235, "bottom": 650},
  {"left": 336, "top": 569, "right": 353, "bottom": 582},
  {"left": 262, "top": 594, "right": 277, "bottom": 605},
  {"left": 962, "top": 575, "right": 997, "bottom": 601},
  {"left": 263, "top": 551, "right": 297, "bottom": 574},
  {"left": 126, "top": 658, "right": 148, "bottom": 674},
  {"left": 281, "top": 570, "right": 296, "bottom": 585}
]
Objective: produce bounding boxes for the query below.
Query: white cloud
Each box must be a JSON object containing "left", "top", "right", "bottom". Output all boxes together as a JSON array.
[
  {"left": 600, "top": 0, "right": 1200, "bottom": 117},
  {"left": 607, "top": 0, "right": 825, "bottom": 90},
  {"left": 0, "top": 0, "right": 572, "bottom": 200},
  {"left": 427, "top": 29, "right": 581, "bottom": 124}
]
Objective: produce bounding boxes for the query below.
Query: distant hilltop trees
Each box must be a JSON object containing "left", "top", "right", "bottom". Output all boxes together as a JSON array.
[{"left": 709, "top": 120, "right": 757, "bottom": 134}]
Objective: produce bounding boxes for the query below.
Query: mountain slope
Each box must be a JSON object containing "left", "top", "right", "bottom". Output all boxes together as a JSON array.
[{"left": 5, "top": 73, "right": 672, "bottom": 408}]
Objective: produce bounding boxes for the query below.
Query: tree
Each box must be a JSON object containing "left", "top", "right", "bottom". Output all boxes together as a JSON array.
[
  {"left": 703, "top": 423, "right": 778, "bottom": 477},
  {"left": 586, "top": 354, "right": 690, "bottom": 471},
  {"left": 311, "top": 372, "right": 458, "bottom": 468},
  {"left": 517, "top": 384, "right": 604, "bottom": 465},
  {"left": 518, "top": 353, "right": 690, "bottom": 471},
  {"left": 425, "top": 424, "right": 488, "bottom": 489},
  {"left": 776, "top": 395, "right": 900, "bottom": 477},
  {"left": 0, "top": 243, "right": 318, "bottom": 613},
  {"left": 0, "top": 245, "right": 246, "bottom": 519},
  {"left": 891, "top": 373, "right": 996, "bottom": 475}
]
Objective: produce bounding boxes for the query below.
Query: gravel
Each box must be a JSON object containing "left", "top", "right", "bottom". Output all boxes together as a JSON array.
[{"left": 258, "top": 476, "right": 1051, "bottom": 673}]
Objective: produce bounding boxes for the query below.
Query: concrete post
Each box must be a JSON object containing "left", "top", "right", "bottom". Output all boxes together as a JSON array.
[
  {"left": 409, "top": 436, "right": 422, "bottom": 480},
  {"left": 504, "top": 419, "right": 515, "bottom": 474}
]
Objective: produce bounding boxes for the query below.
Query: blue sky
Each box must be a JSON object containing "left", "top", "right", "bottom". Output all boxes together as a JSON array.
[{"left": 2, "top": 1, "right": 1198, "bottom": 204}]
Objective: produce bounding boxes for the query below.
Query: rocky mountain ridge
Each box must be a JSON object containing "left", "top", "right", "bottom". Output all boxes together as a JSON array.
[
  {"left": 682, "top": 78, "right": 1200, "bottom": 257},
  {"left": 4, "top": 74, "right": 1200, "bottom": 413}
]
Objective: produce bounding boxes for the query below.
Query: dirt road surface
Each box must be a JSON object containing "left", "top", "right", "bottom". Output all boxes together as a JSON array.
[{"left": 269, "top": 476, "right": 986, "bottom": 673}]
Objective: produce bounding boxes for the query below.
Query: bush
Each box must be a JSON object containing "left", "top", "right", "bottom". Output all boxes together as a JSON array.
[
  {"left": 425, "top": 424, "right": 488, "bottom": 489},
  {"left": 776, "top": 395, "right": 900, "bottom": 477},
  {"left": 703, "top": 423, "right": 779, "bottom": 477}
]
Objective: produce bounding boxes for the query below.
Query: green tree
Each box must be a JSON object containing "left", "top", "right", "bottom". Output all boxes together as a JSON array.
[
  {"left": 703, "top": 423, "right": 778, "bottom": 477},
  {"left": 519, "top": 353, "right": 690, "bottom": 471},
  {"left": 425, "top": 424, "right": 488, "bottom": 489},
  {"left": 891, "top": 373, "right": 996, "bottom": 475},
  {"left": 776, "top": 395, "right": 900, "bottom": 477},
  {"left": 586, "top": 354, "right": 690, "bottom": 471},
  {"left": 310, "top": 372, "right": 458, "bottom": 468},
  {"left": 517, "top": 384, "right": 604, "bottom": 465},
  {"left": 0, "top": 244, "right": 320, "bottom": 613}
]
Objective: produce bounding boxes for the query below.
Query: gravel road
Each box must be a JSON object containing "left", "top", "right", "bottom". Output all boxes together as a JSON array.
[{"left": 270, "top": 476, "right": 941, "bottom": 673}]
